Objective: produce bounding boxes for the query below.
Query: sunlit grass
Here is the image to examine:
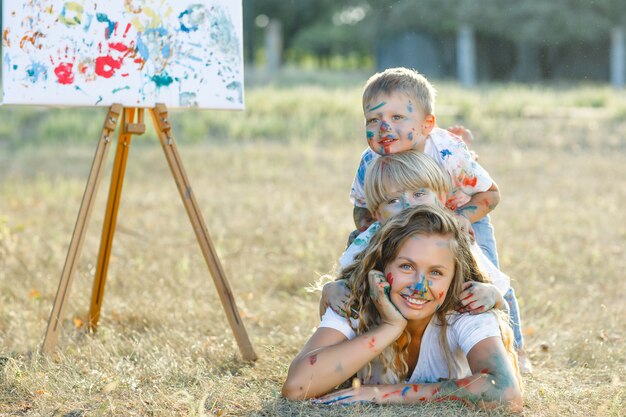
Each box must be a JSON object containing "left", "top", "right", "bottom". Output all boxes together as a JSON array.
[{"left": 1, "top": 79, "right": 625, "bottom": 416}]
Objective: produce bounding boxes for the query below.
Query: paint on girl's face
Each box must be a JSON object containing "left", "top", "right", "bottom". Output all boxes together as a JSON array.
[
  {"left": 386, "top": 272, "right": 394, "bottom": 286},
  {"left": 408, "top": 131, "right": 413, "bottom": 141}
]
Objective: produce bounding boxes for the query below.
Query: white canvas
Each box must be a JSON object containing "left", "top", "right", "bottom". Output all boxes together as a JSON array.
[{"left": 1, "top": 0, "right": 244, "bottom": 109}]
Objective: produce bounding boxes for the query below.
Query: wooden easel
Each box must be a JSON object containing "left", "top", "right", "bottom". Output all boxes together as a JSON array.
[{"left": 41, "top": 104, "right": 257, "bottom": 361}]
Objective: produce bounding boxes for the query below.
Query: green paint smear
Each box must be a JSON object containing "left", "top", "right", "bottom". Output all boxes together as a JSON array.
[{"left": 151, "top": 73, "right": 174, "bottom": 87}]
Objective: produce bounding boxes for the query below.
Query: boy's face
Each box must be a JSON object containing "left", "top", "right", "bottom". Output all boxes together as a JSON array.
[
  {"left": 375, "top": 187, "right": 445, "bottom": 223},
  {"left": 364, "top": 93, "right": 435, "bottom": 155}
]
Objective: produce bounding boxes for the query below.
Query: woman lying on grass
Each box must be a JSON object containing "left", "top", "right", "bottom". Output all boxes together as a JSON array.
[{"left": 282, "top": 205, "right": 522, "bottom": 412}]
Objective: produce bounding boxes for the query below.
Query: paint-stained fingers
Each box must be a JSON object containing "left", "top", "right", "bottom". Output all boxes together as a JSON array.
[
  {"left": 329, "top": 298, "right": 349, "bottom": 317},
  {"left": 367, "top": 270, "right": 388, "bottom": 303}
]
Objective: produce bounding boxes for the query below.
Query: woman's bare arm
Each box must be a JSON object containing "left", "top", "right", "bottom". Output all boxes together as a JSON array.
[{"left": 316, "top": 336, "right": 523, "bottom": 412}]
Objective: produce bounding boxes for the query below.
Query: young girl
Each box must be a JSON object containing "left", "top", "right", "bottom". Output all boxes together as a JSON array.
[
  {"left": 282, "top": 205, "right": 522, "bottom": 411},
  {"left": 324, "top": 151, "right": 511, "bottom": 318}
]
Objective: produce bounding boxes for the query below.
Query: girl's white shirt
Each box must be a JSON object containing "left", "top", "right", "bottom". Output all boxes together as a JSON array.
[{"left": 319, "top": 307, "right": 501, "bottom": 384}]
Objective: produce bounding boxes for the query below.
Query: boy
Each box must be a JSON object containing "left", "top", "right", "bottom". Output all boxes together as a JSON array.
[{"left": 351, "top": 67, "right": 500, "bottom": 268}]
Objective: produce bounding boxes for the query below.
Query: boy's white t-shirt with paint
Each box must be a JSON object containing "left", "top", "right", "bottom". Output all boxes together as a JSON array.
[
  {"left": 350, "top": 127, "right": 494, "bottom": 210},
  {"left": 339, "top": 222, "right": 511, "bottom": 295},
  {"left": 319, "top": 307, "right": 501, "bottom": 384}
]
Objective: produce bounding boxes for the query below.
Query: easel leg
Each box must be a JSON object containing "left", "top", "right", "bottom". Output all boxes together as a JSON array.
[
  {"left": 88, "top": 108, "right": 136, "bottom": 330},
  {"left": 149, "top": 104, "right": 257, "bottom": 361},
  {"left": 41, "top": 104, "right": 122, "bottom": 354}
]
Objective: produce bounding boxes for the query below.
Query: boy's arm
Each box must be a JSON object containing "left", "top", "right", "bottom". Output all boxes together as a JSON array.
[
  {"left": 456, "top": 182, "right": 500, "bottom": 224},
  {"left": 353, "top": 206, "right": 375, "bottom": 232}
]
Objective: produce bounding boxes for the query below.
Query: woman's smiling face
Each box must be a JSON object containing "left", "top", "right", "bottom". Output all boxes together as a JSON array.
[{"left": 384, "top": 233, "right": 456, "bottom": 322}]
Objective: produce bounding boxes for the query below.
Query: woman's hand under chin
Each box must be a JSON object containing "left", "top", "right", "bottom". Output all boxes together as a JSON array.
[{"left": 368, "top": 270, "right": 407, "bottom": 329}]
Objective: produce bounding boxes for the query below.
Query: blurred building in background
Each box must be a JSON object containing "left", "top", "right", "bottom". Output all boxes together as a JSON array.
[{"left": 244, "top": 0, "right": 626, "bottom": 88}]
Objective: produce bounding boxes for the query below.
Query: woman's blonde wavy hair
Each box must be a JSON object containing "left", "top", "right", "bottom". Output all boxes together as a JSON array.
[{"left": 340, "top": 205, "right": 521, "bottom": 387}]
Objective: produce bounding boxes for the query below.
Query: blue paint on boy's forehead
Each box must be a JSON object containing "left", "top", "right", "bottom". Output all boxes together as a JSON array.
[
  {"left": 407, "top": 101, "right": 414, "bottom": 113},
  {"left": 368, "top": 101, "right": 386, "bottom": 111}
]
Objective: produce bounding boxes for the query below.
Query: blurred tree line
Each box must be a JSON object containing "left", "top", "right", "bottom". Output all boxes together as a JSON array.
[{"left": 244, "top": 0, "right": 626, "bottom": 85}]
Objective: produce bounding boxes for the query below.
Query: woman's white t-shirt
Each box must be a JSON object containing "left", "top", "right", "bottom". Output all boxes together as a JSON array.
[{"left": 319, "top": 307, "right": 502, "bottom": 384}]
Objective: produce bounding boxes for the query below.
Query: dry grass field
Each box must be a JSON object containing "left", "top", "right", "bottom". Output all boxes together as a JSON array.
[{"left": 1, "top": 79, "right": 625, "bottom": 416}]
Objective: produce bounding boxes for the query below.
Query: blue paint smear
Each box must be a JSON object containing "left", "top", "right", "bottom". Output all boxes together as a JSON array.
[
  {"left": 145, "top": 27, "right": 168, "bottom": 37},
  {"left": 226, "top": 81, "right": 243, "bottom": 103},
  {"left": 4, "top": 54, "right": 11, "bottom": 70},
  {"left": 112, "top": 86, "right": 131, "bottom": 94},
  {"left": 401, "top": 386, "right": 411, "bottom": 396},
  {"left": 440, "top": 149, "right": 452, "bottom": 159},
  {"left": 25, "top": 62, "right": 47, "bottom": 83},
  {"left": 162, "top": 44, "right": 171, "bottom": 59},
  {"left": 96, "top": 13, "right": 116, "bottom": 39},
  {"left": 83, "top": 13, "right": 94, "bottom": 32},
  {"left": 136, "top": 35, "right": 150, "bottom": 61},
  {"left": 152, "top": 72, "right": 174, "bottom": 87}
]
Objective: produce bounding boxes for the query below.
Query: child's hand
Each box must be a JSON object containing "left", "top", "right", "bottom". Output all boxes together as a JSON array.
[
  {"left": 457, "top": 281, "right": 503, "bottom": 314},
  {"left": 319, "top": 280, "right": 350, "bottom": 319},
  {"left": 447, "top": 125, "right": 474, "bottom": 146},
  {"left": 448, "top": 125, "right": 479, "bottom": 160},
  {"left": 453, "top": 212, "right": 475, "bottom": 242},
  {"left": 368, "top": 270, "right": 407, "bottom": 329}
]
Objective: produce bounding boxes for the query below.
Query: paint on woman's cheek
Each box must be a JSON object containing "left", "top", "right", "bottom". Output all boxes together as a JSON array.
[{"left": 386, "top": 272, "right": 394, "bottom": 286}]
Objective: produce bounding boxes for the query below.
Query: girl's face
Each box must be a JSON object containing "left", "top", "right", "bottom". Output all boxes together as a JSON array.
[
  {"left": 375, "top": 187, "right": 445, "bottom": 223},
  {"left": 384, "top": 233, "right": 455, "bottom": 322}
]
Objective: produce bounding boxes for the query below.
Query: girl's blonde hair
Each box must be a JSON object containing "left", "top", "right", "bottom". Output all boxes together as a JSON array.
[
  {"left": 340, "top": 205, "right": 521, "bottom": 387},
  {"left": 362, "top": 67, "right": 437, "bottom": 115},
  {"left": 364, "top": 150, "right": 449, "bottom": 214}
]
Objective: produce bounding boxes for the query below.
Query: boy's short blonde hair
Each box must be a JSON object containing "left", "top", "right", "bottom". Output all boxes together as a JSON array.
[
  {"left": 362, "top": 67, "right": 436, "bottom": 115},
  {"left": 364, "top": 150, "right": 449, "bottom": 213}
]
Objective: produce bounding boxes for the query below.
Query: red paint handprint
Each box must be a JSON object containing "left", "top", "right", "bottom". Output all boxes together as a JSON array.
[
  {"left": 95, "top": 22, "right": 135, "bottom": 79},
  {"left": 50, "top": 47, "right": 76, "bottom": 85}
]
